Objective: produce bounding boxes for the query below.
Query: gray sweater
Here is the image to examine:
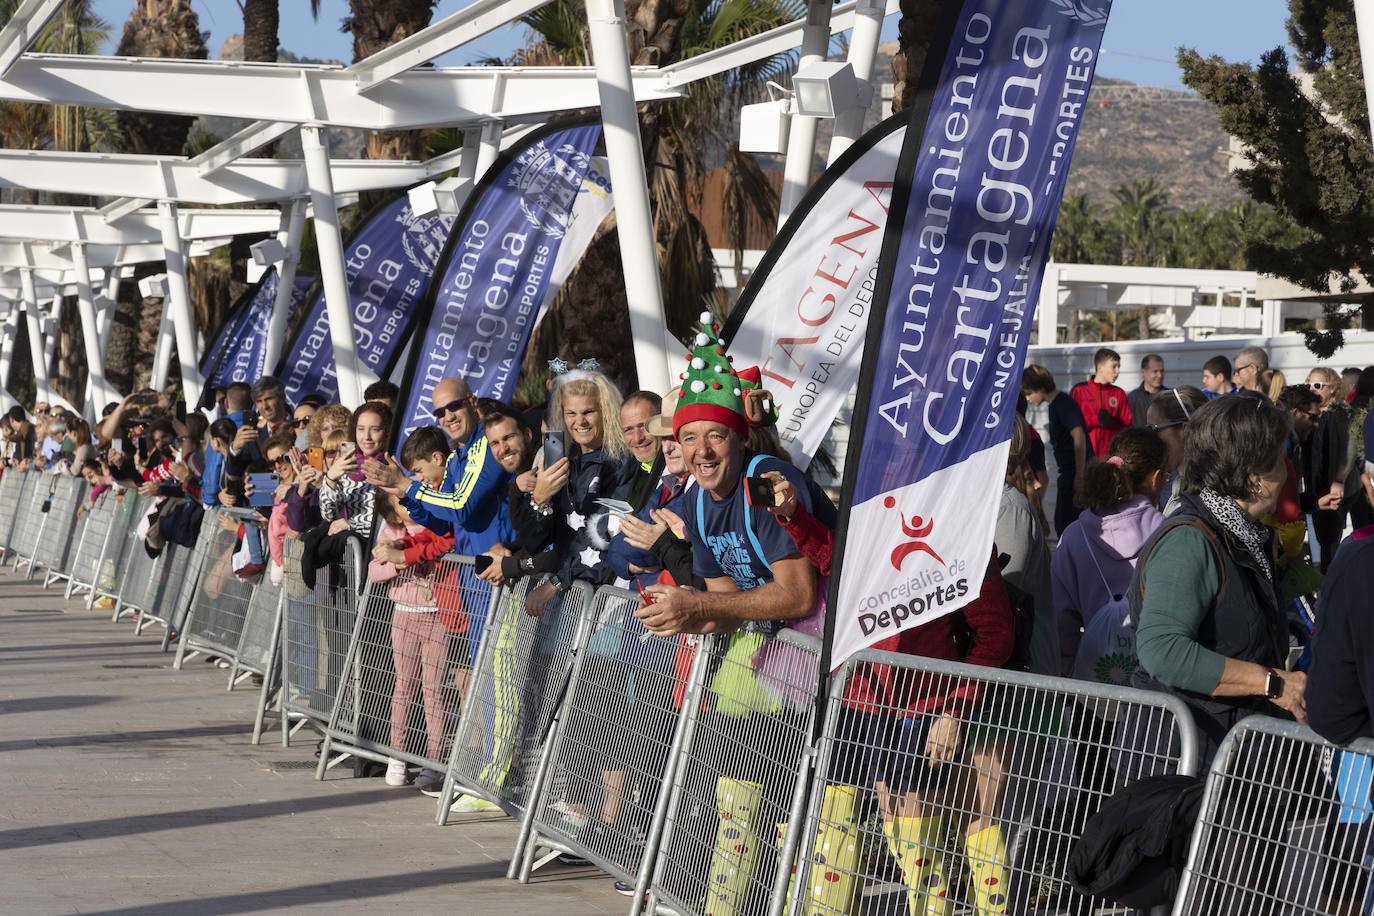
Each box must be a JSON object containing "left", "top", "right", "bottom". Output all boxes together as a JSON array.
[{"left": 996, "top": 484, "right": 1058, "bottom": 675}]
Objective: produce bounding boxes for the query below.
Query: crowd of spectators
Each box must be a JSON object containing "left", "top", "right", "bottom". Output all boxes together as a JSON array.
[{"left": 5, "top": 329, "right": 1374, "bottom": 911}]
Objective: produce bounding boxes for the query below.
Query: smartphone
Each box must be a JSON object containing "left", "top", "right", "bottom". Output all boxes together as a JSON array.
[
  {"left": 474, "top": 554, "right": 494, "bottom": 574},
  {"left": 543, "top": 429, "right": 565, "bottom": 465},
  {"left": 241, "top": 408, "right": 259, "bottom": 430},
  {"left": 745, "top": 476, "right": 774, "bottom": 507},
  {"left": 306, "top": 447, "right": 325, "bottom": 471},
  {"left": 247, "top": 472, "right": 278, "bottom": 507}
]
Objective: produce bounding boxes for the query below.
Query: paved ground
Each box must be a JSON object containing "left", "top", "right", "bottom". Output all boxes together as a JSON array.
[{"left": 0, "top": 567, "right": 621, "bottom": 915}]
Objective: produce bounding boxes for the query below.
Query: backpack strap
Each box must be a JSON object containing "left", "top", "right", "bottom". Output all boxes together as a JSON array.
[
  {"left": 1138, "top": 518, "right": 1229, "bottom": 607},
  {"left": 693, "top": 454, "right": 776, "bottom": 576}
]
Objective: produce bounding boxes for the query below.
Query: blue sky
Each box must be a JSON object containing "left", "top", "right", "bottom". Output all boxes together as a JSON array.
[{"left": 93, "top": 0, "right": 1292, "bottom": 90}]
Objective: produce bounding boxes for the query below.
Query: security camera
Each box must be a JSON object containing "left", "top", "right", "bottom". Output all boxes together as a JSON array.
[
  {"left": 138, "top": 274, "right": 168, "bottom": 298},
  {"left": 250, "top": 238, "right": 288, "bottom": 267}
]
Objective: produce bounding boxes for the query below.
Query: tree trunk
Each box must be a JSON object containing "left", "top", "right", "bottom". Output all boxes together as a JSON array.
[
  {"left": 347, "top": 0, "right": 436, "bottom": 206},
  {"left": 241, "top": 0, "right": 280, "bottom": 62},
  {"left": 113, "top": 0, "right": 207, "bottom": 155},
  {"left": 891, "top": 0, "right": 942, "bottom": 113}
]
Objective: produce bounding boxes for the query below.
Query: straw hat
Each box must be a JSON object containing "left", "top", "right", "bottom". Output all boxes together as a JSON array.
[{"left": 645, "top": 386, "right": 681, "bottom": 439}]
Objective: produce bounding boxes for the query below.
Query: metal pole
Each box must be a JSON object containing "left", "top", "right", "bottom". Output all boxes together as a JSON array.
[
  {"left": 0, "top": 304, "right": 17, "bottom": 394},
  {"left": 778, "top": 0, "right": 833, "bottom": 225},
  {"left": 85, "top": 273, "right": 122, "bottom": 413},
  {"left": 151, "top": 290, "right": 175, "bottom": 393},
  {"left": 263, "top": 198, "right": 308, "bottom": 375},
  {"left": 157, "top": 201, "right": 205, "bottom": 407},
  {"left": 826, "top": 0, "right": 884, "bottom": 165},
  {"left": 42, "top": 294, "right": 60, "bottom": 401},
  {"left": 300, "top": 124, "right": 364, "bottom": 409},
  {"left": 19, "top": 268, "right": 48, "bottom": 403},
  {"left": 584, "top": 0, "right": 673, "bottom": 391},
  {"left": 1036, "top": 261, "right": 1059, "bottom": 346},
  {"left": 70, "top": 242, "right": 111, "bottom": 414},
  {"left": 1355, "top": 0, "right": 1374, "bottom": 145}
]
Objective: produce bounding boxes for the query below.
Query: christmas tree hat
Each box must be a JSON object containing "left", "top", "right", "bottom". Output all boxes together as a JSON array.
[{"left": 672, "top": 311, "right": 749, "bottom": 439}]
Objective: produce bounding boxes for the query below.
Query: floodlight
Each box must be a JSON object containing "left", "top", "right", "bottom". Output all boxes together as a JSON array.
[
  {"left": 246, "top": 259, "right": 268, "bottom": 283},
  {"left": 739, "top": 99, "right": 792, "bottom": 155},
  {"left": 408, "top": 180, "right": 460, "bottom": 217},
  {"left": 138, "top": 274, "right": 168, "bottom": 298},
  {"left": 792, "top": 61, "right": 860, "bottom": 119},
  {"left": 250, "top": 238, "right": 287, "bottom": 267}
]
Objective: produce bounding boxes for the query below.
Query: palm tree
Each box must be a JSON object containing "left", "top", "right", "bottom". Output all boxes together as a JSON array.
[
  {"left": 518, "top": 0, "right": 798, "bottom": 391},
  {"left": 113, "top": 0, "right": 207, "bottom": 154},
  {"left": 891, "top": 0, "right": 940, "bottom": 112},
  {"left": 1110, "top": 178, "right": 1170, "bottom": 267},
  {"left": 344, "top": 0, "right": 439, "bottom": 164}
]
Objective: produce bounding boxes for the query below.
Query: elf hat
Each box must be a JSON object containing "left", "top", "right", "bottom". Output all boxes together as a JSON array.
[
  {"left": 735, "top": 365, "right": 779, "bottom": 427},
  {"left": 672, "top": 311, "right": 749, "bottom": 441}
]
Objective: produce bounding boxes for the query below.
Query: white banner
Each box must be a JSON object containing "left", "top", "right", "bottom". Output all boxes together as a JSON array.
[{"left": 724, "top": 116, "right": 904, "bottom": 469}]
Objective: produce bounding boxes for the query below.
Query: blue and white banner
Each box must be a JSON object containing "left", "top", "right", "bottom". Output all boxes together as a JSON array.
[
  {"left": 201, "top": 268, "right": 315, "bottom": 388},
  {"left": 278, "top": 196, "right": 453, "bottom": 404},
  {"left": 396, "top": 119, "right": 605, "bottom": 442},
  {"left": 829, "top": 0, "right": 1111, "bottom": 668}
]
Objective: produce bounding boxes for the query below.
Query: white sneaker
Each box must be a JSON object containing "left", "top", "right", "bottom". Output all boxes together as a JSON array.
[
  {"left": 449, "top": 793, "right": 502, "bottom": 814},
  {"left": 384, "top": 758, "right": 409, "bottom": 787}
]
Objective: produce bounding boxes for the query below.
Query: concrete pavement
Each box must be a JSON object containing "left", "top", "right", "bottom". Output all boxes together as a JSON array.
[{"left": 0, "top": 569, "right": 621, "bottom": 915}]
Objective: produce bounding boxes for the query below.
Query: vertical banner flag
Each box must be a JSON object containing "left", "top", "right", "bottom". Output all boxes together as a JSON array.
[
  {"left": 827, "top": 0, "right": 1111, "bottom": 669},
  {"left": 725, "top": 115, "right": 904, "bottom": 469},
  {"left": 277, "top": 197, "right": 453, "bottom": 404},
  {"left": 201, "top": 267, "right": 315, "bottom": 387},
  {"left": 396, "top": 119, "right": 605, "bottom": 442}
]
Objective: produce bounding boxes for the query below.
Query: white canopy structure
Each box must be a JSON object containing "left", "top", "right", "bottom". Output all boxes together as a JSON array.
[{"left": 0, "top": 0, "right": 899, "bottom": 409}]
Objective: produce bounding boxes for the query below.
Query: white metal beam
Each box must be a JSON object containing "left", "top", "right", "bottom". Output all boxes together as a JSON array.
[
  {"left": 0, "top": 151, "right": 430, "bottom": 205},
  {"left": 350, "top": 0, "right": 554, "bottom": 92},
  {"left": 0, "top": 205, "right": 280, "bottom": 244},
  {"left": 0, "top": 241, "right": 165, "bottom": 270},
  {"left": 191, "top": 120, "right": 296, "bottom": 176},
  {"left": 0, "top": 55, "right": 680, "bottom": 130},
  {"left": 0, "top": 0, "right": 65, "bottom": 78}
]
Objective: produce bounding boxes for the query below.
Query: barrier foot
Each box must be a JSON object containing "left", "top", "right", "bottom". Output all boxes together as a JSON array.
[
  {"left": 251, "top": 685, "right": 276, "bottom": 746},
  {"left": 230, "top": 666, "right": 252, "bottom": 691},
  {"left": 315, "top": 735, "right": 337, "bottom": 779}
]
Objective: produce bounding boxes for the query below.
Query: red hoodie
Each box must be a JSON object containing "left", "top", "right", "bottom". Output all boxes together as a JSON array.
[{"left": 1071, "top": 379, "right": 1132, "bottom": 455}]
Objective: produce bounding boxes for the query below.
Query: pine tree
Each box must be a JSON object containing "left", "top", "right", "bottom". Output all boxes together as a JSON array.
[{"left": 1179, "top": 0, "right": 1374, "bottom": 357}]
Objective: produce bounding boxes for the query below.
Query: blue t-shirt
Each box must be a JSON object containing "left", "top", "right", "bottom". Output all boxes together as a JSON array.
[{"left": 683, "top": 453, "right": 822, "bottom": 590}]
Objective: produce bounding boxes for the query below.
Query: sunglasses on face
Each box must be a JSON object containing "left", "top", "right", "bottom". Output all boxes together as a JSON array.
[
  {"left": 433, "top": 398, "right": 472, "bottom": 420},
  {"left": 1308, "top": 382, "right": 1329, "bottom": 390},
  {"left": 272, "top": 455, "right": 292, "bottom": 467},
  {"left": 1147, "top": 420, "right": 1186, "bottom": 432},
  {"left": 292, "top": 416, "right": 311, "bottom": 429}
]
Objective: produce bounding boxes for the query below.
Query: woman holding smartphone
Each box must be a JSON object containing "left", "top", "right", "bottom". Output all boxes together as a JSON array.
[{"left": 319, "top": 401, "right": 393, "bottom": 538}]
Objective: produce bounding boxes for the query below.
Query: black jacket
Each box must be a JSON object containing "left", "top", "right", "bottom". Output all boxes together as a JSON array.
[
  {"left": 1067, "top": 774, "right": 1204, "bottom": 908},
  {"left": 1307, "top": 530, "right": 1374, "bottom": 744},
  {"left": 516, "top": 445, "right": 637, "bottom": 588}
]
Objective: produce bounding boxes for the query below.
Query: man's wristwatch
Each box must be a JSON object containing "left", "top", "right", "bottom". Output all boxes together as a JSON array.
[{"left": 1265, "top": 667, "right": 1283, "bottom": 699}]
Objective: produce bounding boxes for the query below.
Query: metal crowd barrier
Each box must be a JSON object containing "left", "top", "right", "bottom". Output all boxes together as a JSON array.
[
  {"left": 279, "top": 535, "right": 366, "bottom": 744},
  {"left": 513, "top": 585, "right": 704, "bottom": 888},
  {"left": 239, "top": 569, "right": 286, "bottom": 744},
  {"left": 110, "top": 497, "right": 192, "bottom": 637},
  {"left": 316, "top": 554, "right": 499, "bottom": 784},
  {"left": 786, "top": 650, "right": 1200, "bottom": 916},
  {"left": 437, "top": 576, "right": 596, "bottom": 824},
  {"left": 34, "top": 476, "right": 87, "bottom": 586},
  {"left": 638, "top": 626, "right": 822, "bottom": 916},
  {"left": 66, "top": 489, "right": 121, "bottom": 605},
  {"left": 108, "top": 494, "right": 154, "bottom": 621},
  {"left": 10, "top": 471, "right": 52, "bottom": 573},
  {"left": 1175, "top": 715, "right": 1374, "bottom": 915},
  {"left": 173, "top": 508, "right": 262, "bottom": 670},
  {"left": 0, "top": 469, "right": 30, "bottom": 562},
  {"left": 93, "top": 493, "right": 148, "bottom": 609}
]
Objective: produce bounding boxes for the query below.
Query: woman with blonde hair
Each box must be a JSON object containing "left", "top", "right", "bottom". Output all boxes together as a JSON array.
[
  {"left": 1307, "top": 366, "right": 1352, "bottom": 569},
  {"left": 544, "top": 371, "right": 628, "bottom": 463},
  {"left": 305, "top": 404, "right": 352, "bottom": 450},
  {"left": 1260, "top": 367, "right": 1287, "bottom": 403}
]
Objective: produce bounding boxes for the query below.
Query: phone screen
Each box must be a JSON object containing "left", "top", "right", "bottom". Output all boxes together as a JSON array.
[
  {"left": 248, "top": 472, "right": 278, "bottom": 507},
  {"left": 543, "top": 430, "right": 565, "bottom": 465},
  {"left": 745, "top": 476, "right": 774, "bottom": 507},
  {"left": 474, "top": 554, "right": 494, "bottom": 574}
]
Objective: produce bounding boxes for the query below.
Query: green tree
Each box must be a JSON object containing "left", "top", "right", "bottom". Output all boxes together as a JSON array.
[{"left": 1180, "top": 0, "right": 1373, "bottom": 356}]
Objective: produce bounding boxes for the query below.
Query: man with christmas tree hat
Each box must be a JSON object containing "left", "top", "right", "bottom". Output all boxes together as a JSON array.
[{"left": 633, "top": 312, "right": 841, "bottom": 913}]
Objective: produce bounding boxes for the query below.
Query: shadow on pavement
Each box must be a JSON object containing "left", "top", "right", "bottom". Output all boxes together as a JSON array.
[
  {"left": 0, "top": 694, "right": 115, "bottom": 715},
  {"left": 0, "top": 722, "right": 251, "bottom": 754}
]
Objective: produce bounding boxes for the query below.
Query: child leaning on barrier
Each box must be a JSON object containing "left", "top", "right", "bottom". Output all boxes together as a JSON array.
[
  {"left": 758, "top": 471, "right": 1017, "bottom": 916},
  {"left": 368, "top": 490, "right": 460, "bottom": 794}
]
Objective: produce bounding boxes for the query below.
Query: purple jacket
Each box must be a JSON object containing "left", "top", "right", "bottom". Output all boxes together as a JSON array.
[
  {"left": 285, "top": 486, "right": 323, "bottom": 534},
  {"left": 1051, "top": 494, "right": 1164, "bottom": 676}
]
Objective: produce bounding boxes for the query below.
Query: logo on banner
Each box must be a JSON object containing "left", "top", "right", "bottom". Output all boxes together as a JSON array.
[
  {"left": 884, "top": 496, "right": 943, "bottom": 570},
  {"left": 510, "top": 141, "right": 590, "bottom": 238},
  {"left": 398, "top": 206, "right": 448, "bottom": 275},
  {"left": 1053, "top": 0, "right": 1108, "bottom": 26}
]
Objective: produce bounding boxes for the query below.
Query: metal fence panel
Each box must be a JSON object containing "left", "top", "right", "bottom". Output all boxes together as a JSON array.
[
  {"left": 236, "top": 566, "right": 284, "bottom": 677},
  {"left": 439, "top": 577, "right": 595, "bottom": 822},
  {"left": 646, "top": 627, "right": 821, "bottom": 916},
  {"left": 1175, "top": 715, "right": 1374, "bottom": 915},
  {"left": 517, "top": 585, "right": 702, "bottom": 887},
  {"left": 10, "top": 471, "right": 51, "bottom": 566},
  {"left": 790, "top": 649, "right": 1200, "bottom": 916},
  {"left": 319, "top": 554, "right": 496, "bottom": 779},
  {"left": 66, "top": 489, "right": 120, "bottom": 602},
  {"left": 34, "top": 476, "right": 86, "bottom": 582},
  {"left": 173, "top": 509, "right": 261, "bottom": 660},
  {"left": 98, "top": 494, "right": 150, "bottom": 613},
  {"left": 279, "top": 535, "right": 365, "bottom": 734},
  {"left": 0, "top": 470, "right": 32, "bottom": 560}
]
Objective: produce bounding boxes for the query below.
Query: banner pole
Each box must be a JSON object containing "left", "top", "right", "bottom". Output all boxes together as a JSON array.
[
  {"left": 71, "top": 242, "right": 112, "bottom": 414},
  {"left": 156, "top": 201, "right": 205, "bottom": 407},
  {"left": 19, "top": 266, "right": 48, "bottom": 404},
  {"left": 826, "top": 0, "right": 885, "bottom": 166},
  {"left": 263, "top": 199, "right": 307, "bottom": 375},
  {"left": 301, "top": 124, "right": 366, "bottom": 409},
  {"left": 777, "top": 0, "right": 832, "bottom": 227},
  {"left": 585, "top": 0, "right": 673, "bottom": 392}
]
